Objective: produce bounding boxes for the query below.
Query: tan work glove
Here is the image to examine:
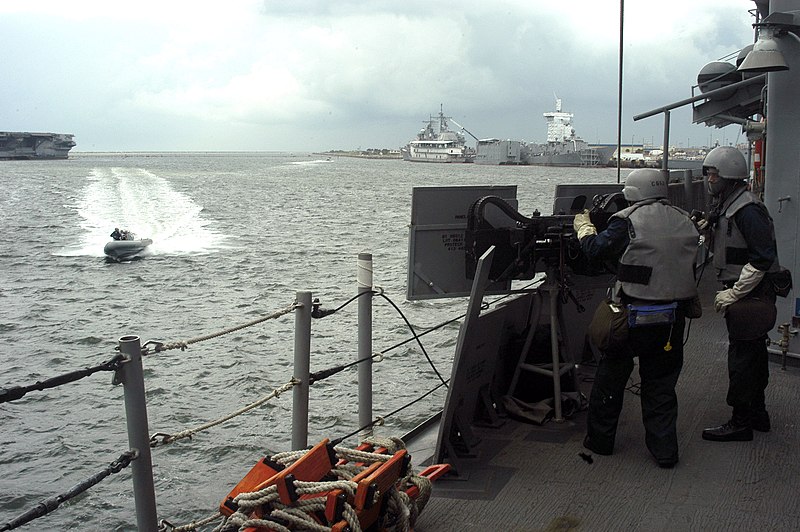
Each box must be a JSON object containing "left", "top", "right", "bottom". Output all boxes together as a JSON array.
[
  {"left": 573, "top": 209, "right": 597, "bottom": 242},
  {"left": 714, "top": 263, "right": 766, "bottom": 314}
]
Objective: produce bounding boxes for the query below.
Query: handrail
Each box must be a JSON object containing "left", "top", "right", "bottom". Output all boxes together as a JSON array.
[{"left": 633, "top": 74, "right": 766, "bottom": 121}]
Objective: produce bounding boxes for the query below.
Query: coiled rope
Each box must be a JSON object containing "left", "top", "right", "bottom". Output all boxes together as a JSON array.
[{"left": 213, "top": 438, "right": 429, "bottom": 532}]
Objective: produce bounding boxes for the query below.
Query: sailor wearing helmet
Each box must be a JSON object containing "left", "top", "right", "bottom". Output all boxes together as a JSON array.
[
  {"left": 573, "top": 168, "right": 700, "bottom": 468},
  {"left": 700, "top": 146, "right": 781, "bottom": 442}
]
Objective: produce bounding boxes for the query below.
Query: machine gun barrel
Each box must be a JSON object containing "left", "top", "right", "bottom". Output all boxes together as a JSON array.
[{"left": 465, "top": 194, "right": 577, "bottom": 281}]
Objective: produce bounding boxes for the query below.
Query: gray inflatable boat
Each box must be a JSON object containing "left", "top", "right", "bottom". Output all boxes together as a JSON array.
[{"left": 104, "top": 234, "right": 152, "bottom": 261}]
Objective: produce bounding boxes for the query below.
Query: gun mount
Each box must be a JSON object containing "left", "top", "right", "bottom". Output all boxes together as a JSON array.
[{"left": 465, "top": 192, "right": 626, "bottom": 282}]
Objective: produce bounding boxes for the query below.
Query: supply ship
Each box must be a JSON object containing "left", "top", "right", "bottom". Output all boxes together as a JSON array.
[
  {"left": 474, "top": 98, "right": 615, "bottom": 166},
  {"left": 0, "top": 131, "right": 76, "bottom": 160},
  {"left": 524, "top": 98, "right": 615, "bottom": 166}
]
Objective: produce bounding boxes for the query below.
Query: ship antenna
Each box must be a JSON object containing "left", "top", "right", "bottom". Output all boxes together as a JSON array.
[{"left": 616, "top": 1, "right": 624, "bottom": 183}]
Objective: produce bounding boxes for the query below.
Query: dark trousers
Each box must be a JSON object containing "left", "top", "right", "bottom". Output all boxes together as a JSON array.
[
  {"left": 587, "top": 316, "right": 685, "bottom": 462},
  {"left": 726, "top": 336, "right": 769, "bottom": 422},
  {"left": 723, "top": 283, "right": 775, "bottom": 424}
]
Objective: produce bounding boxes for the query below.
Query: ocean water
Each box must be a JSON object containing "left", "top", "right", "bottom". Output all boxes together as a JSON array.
[{"left": 0, "top": 153, "right": 626, "bottom": 530}]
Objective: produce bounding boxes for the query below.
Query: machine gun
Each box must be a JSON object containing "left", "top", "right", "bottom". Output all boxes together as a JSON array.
[{"left": 465, "top": 192, "right": 627, "bottom": 282}]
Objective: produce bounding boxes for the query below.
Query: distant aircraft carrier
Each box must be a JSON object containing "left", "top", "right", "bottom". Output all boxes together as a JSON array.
[{"left": 0, "top": 131, "right": 76, "bottom": 160}]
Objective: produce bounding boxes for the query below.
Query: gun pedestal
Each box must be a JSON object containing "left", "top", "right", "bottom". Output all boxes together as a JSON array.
[{"left": 507, "top": 266, "right": 577, "bottom": 422}]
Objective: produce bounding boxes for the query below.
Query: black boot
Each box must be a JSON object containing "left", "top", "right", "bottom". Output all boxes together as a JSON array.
[
  {"left": 583, "top": 435, "right": 612, "bottom": 455},
  {"left": 702, "top": 420, "right": 753, "bottom": 442},
  {"left": 752, "top": 410, "right": 771, "bottom": 432}
]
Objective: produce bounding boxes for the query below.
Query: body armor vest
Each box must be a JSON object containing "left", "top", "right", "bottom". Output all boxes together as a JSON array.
[
  {"left": 612, "top": 199, "right": 699, "bottom": 301},
  {"left": 713, "top": 187, "right": 780, "bottom": 282}
]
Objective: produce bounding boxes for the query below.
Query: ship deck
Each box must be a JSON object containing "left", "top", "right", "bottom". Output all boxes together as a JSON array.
[{"left": 412, "top": 272, "right": 800, "bottom": 531}]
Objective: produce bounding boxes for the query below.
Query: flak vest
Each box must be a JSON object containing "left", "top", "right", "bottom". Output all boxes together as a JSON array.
[
  {"left": 712, "top": 187, "right": 780, "bottom": 283},
  {"left": 612, "top": 199, "right": 699, "bottom": 301}
]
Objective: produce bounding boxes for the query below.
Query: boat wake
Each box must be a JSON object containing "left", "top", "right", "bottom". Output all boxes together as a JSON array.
[
  {"left": 287, "top": 158, "right": 333, "bottom": 166},
  {"left": 58, "top": 167, "right": 228, "bottom": 257}
]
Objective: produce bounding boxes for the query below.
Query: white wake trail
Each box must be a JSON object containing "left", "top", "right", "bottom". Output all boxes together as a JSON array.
[{"left": 60, "top": 167, "right": 228, "bottom": 257}]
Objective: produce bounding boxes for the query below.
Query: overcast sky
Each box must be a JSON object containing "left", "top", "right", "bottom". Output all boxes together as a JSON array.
[{"left": 1, "top": 1, "right": 757, "bottom": 152}]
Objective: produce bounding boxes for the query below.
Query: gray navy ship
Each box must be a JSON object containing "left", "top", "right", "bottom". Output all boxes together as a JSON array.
[
  {"left": 0, "top": 131, "right": 76, "bottom": 160},
  {"left": 401, "top": 107, "right": 475, "bottom": 163},
  {"left": 475, "top": 98, "right": 614, "bottom": 166}
]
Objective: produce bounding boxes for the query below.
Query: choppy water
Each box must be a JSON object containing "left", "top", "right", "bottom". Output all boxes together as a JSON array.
[{"left": 0, "top": 153, "right": 626, "bottom": 530}]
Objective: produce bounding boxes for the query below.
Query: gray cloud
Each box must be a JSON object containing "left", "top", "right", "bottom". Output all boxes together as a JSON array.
[{"left": 0, "top": 1, "right": 757, "bottom": 151}]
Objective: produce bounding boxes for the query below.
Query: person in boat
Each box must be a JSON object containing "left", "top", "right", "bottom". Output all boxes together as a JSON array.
[
  {"left": 111, "top": 228, "right": 122, "bottom": 241},
  {"left": 573, "top": 168, "right": 700, "bottom": 468},
  {"left": 700, "top": 146, "right": 780, "bottom": 442}
]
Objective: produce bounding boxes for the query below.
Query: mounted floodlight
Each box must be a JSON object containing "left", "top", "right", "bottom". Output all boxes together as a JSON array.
[
  {"left": 738, "top": 26, "right": 789, "bottom": 72},
  {"left": 739, "top": 10, "right": 800, "bottom": 73}
]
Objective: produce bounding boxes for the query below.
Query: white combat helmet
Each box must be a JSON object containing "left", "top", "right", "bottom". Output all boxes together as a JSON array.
[
  {"left": 702, "top": 146, "right": 749, "bottom": 180},
  {"left": 622, "top": 168, "right": 668, "bottom": 202}
]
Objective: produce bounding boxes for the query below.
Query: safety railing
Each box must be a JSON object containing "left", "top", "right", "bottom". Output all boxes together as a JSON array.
[
  {"left": 0, "top": 252, "right": 474, "bottom": 531},
  {"left": 1, "top": 178, "right": 713, "bottom": 530}
]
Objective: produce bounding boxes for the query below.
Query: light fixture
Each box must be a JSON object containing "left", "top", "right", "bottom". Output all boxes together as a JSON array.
[
  {"left": 738, "top": 25, "right": 789, "bottom": 72},
  {"left": 738, "top": 11, "right": 800, "bottom": 73}
]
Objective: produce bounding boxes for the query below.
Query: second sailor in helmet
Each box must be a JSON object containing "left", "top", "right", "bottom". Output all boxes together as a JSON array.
[{"left": 700, "top": 146, "right": 780, "bottom": 442}]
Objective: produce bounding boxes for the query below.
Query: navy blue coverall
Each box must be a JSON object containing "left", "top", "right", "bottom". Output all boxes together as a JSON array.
[{"left": 581, "top": 217, "right": 686, "bottom": 466}]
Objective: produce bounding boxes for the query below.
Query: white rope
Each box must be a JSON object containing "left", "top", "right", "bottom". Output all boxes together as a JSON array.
[
  {"left": 161, "top": 511, "right": 224, "bottom": 531},
  {"left": 207, "top": 439, "right": 432, "bottom": 532},
  {"left": 152, "top": 379, "right": 299, "bottom": 446},
  {"left": 233, "top": 484, "right": 280, "bottom": 510},
  {"left": 153, "top": 303, "right": 298, "bottom": 354},
  {"left": 332, "top": 446, "right": 392, "bottom": 464}
]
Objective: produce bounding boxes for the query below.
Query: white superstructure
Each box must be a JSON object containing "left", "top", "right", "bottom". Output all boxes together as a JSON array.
[
  {"left": 543, "top": 98, "right": 577, "bottom": 143},
  {"left": 402, "top": 107, "right": 473, "bottom": 163}
]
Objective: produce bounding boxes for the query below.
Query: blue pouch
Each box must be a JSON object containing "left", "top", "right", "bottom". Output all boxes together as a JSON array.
[{"left": 627, "top": 302, "right": 677, "bottom": 328}]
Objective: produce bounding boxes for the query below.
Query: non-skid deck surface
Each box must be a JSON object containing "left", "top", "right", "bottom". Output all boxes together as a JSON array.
[{"left": 415, "top": 275, "right": 800, "bottom": 531}]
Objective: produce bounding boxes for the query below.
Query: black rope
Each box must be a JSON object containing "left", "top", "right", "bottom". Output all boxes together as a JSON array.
[
  {"left": 332, "top": 380, "right": 449, "bottom": 446},
  {"left": 311, "top": 291, "right": 372, "bottom": 319},
  {"left": 376, "top": 292, "right": 449, "bottom": 387},
  {"left": 0, "top": 353, "right": 125, "bottom": 404},
  {"left": 0, "top": 450, "right": 137, "bottom": 531},
  {"left": 683, "top": 259, "right": 710, "bottom": 347},
  {"left": 310, "top": 281, "right": 542, "bottom": 390},
  {"left": 309, "top": 290, "right": 450, "bottom": 387},
  {"left": 309, "top": 362, "right": 355, "bottom": 385}
]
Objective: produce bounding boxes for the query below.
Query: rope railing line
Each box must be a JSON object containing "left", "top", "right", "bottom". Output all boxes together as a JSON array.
[
  {"left": 149, "top": 378, "right": 300, "bottom": 447},
  {"left": 0, "top": 353, "right": 126, "bottom": 404},
  {"left": 310, "top": 280, "right": 544, "bottom": 382},
  {"left": 158, "top": 512, "right": 224, "bottom": 532},
  {"left": 148, "top": 285, "right": 465, "bottom": 449},
  {"left": 0, "top": 450, "right": 137, "bottom": 532},
  {"left": 333, "top": 380, "right": 449, "bottom": 446},
  {"left": 0, "top": 302, "right": 301, "bottom": 404},
  {"left": 375, "top": 292, "right": 449, "bottom": 387},
  {"left": 146, "top": 302, "right": 299, "bottom": 354},
  {"left": 0, "top": 279, "right": 539, "bottom": 405}
]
